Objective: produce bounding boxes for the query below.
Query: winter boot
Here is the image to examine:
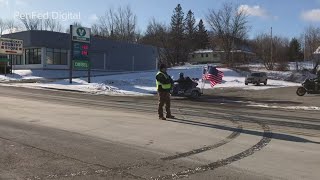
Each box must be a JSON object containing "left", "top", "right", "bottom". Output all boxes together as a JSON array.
[{"left": 166, "top": 115, "right": 175, "bottom": 119}]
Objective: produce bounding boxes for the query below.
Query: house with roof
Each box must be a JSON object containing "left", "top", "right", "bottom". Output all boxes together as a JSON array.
[{"left": 188, "top": 44, "right": 255, "bottom": 64}]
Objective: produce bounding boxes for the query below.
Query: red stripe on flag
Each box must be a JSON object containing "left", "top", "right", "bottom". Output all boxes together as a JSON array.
[{"left": 204, "top": 70, "right": 224, "bottom": 87}]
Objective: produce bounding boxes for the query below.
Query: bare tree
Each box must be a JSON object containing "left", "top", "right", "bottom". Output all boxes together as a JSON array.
[
  {"left": 96, "top": 9, "right": 116, "bottom": 37},
  {"left": 252, "top": 33, "right": 273, "bottom": 70},
  {"left": 71, "top": 22, "right": 82, "bottom": 27},
  {"left": 66, "top": 22, "right": 83, "bottom": 33},
  {"left": 19, "top": 14, "right": 42, "bottom": 30},
  {"left": 44, "top": 18, "right": 63, "bottom": 32},
  {"left": 112, "top": 5, "right": 137, "bottom": 42},
  {"left": 5, "top": 19, "right": 19, "bottom": 34},
  {"left": 253, "top": 33, "right": 289, "bottom": 71},
  {"left": 301, "top": 26, "right": 320, "bottom": 72},
  {"left": 135, "top": 29, "right": 142, "bottom": 43},
  {"left": 0, "top": 18, "right": 6, "bottom": 37},
  {"left": 91, "top": 23, "right": 101, "bottom": 36},
  {"left": 273, "top": 36, "right": 290, "bottom": 71},
  {"left": 140, "top": 18, "right": 173, "bottom": 65},
  {"left": 303, "top": 26, "right": 320, "bottom": 59},
  {"left": 94, "top": 5, "right": 137, "bottom": 42},
  {"left": 206, "top": 3, "right": 249, "bottom": 66}
]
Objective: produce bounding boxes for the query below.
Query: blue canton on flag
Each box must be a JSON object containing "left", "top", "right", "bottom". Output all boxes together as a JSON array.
[{"left": 203, "top": 66, "right": 224, "bottom": 87}]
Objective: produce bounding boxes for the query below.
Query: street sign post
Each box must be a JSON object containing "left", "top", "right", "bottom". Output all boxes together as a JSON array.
[
  {"left": 0, "top": 38, "right": 23, "bottom": 55},
  {"left": 0, "top": 58, "right": 9, "bottom": 76},
  {"left": 69, "top": 25, "right": 91, "bottom": 84},
  {"left": 0, "top": 38, "right": 23, "bottom": 75}
]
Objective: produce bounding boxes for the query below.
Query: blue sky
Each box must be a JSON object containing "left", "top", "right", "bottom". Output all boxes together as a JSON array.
[{"left": 0, "top": 0, "right": 320, "bottom": 39}]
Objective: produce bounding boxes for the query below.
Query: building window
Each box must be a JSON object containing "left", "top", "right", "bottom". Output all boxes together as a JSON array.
[
  {"left": 12, "top": 55, "right": 23, "bottom": 65},
  {"left": 192, "top": 54, "right": 195, "bottom": 58},
  {"left": 61, "top": 49, "right": 68, "bottom": 65},
  {"left": 206, "top": 54, "right": 208, "bottom": 57},
  {"left": 25, "top": 48, "right": 41, "bottom": 64},
  {"left": 46, "top": 48, "right": 54, "bottom": 64},
  {"left": 201, "top": 54, "right": 204, "bottom": 58},
  {"left": 46, "top": 48, "right": 68, "bottom": 65}
]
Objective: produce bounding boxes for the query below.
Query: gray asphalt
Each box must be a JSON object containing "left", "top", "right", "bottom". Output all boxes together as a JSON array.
[{"left": 0, "top": 85, "right": 319, "bottom": 180}]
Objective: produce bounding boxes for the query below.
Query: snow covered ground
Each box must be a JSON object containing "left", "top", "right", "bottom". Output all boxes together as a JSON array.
[
  {"left": 247, "top": 104, "right": 320, "bottom": 111},
  {"left": 247, "top": 61, "right": 316, "bottom": 71},
  {"left": 0, "top": 69, "right": 122, "bottom": 82},
  {"left": 1, "top": 64, "right": 300, "bottom": 96},
  {"left": 243, "top": 61, "right": 318, "bottom": 83}
]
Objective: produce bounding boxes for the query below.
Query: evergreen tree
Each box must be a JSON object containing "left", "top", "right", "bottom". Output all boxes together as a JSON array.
[
  {"left": 196, "top": 19, "right": 209, "bottom": 49},
  {"left": 185, "top": 10, "right": 196, "bottom": 51},
  {"left": 170, "top": 4, "right": 185, "bottom": 64},
  {"left": 288, "top": 38, "right": 303, "bottom": 61}
]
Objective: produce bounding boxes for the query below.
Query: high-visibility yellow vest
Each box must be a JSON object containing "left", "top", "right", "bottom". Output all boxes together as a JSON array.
[{"left": 156, "top": 71, "right": 172, "bottom": 90}]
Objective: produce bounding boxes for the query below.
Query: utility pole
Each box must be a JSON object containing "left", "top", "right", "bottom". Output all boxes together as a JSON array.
[
  {"left": 271, "top": 27, "right": 273, "bottom": 64},
  {"left": 231, "top": 37, "right": 234, "bottom": 64},
  {"left": 304, "top": 34, "right": 306, "bottom": 61},
  {"left": 69, "top": 25, "right": 73, "bottom": 84}
]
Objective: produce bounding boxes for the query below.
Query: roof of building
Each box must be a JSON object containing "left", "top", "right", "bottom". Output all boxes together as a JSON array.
[
  {"left": 193, "top": 49, "right": 213, "bottom": 53},
  {"left": 191, "top": 49, "right": 255, "bottom": 55},
  {"left": 314, "top": 46, "right": 320, "bottom": 54},
  {"left": 1, "top": 30, "right": 156, "bottom": 51}
]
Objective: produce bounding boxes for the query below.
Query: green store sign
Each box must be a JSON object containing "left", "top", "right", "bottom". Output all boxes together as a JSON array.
[
  {"left": 72, "top": 26, "right": 91, "bottom": 43},
  {"left": 73, "top": 60, "right": 90, "bottom": 70}
]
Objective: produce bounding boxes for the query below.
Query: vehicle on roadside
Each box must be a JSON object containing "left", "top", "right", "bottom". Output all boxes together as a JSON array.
[
  {"left": 296, "top": 78, "right": 320, "bottom": 96},
  {"left": 171, "top": 77, "right": 202, "bottom": 98},
  {"left": 245, "top": 72, "right": 268, "bottom": 86}
]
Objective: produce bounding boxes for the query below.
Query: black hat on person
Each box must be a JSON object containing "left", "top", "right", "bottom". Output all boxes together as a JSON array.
[{"left": 159, "top": 64, "right": 167, "bottom": 70}]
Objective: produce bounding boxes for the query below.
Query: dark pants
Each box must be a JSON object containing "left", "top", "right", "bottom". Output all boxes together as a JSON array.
[{"left": 158, "top": 91, "right": 171, "bottom": 117}]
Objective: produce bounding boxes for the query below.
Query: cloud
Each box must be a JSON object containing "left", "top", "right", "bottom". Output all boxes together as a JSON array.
[
  {"left": 0, "top": 0, "right": 8, "bottom": 8},
  {"left": 15, "top": 0, "right": 27, "bottom": 7},
  {"left": 238, "top": 5, "right": 276, "bottom": 20},
  {"left": 238, "top": 5, "right": 268, "bottom": 17},
  {"left": 89, "top": 14, "right": 98, "bottom": 22},
  {"left": 301, "top": 9, "right": 320, "bottom": 22}
]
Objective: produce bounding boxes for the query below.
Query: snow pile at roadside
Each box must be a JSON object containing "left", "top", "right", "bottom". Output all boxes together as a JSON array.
[
  {"left": 247, "top": 104, "right": 320, "bottom": 111},
  {"left": 5, "top": 64, "right": 300, "bottom": 96},
  {"left": 242, "top": 62, "right": 318, "bottom": 83},
  {"left": 285, "top": 71, "right": 317, "bottom": 83},
  {"left": 248, "top": 61, "right": 315, "bottom": 71},
  {"left": 0, "top": 69, "right": 118, "bottom": 82}
]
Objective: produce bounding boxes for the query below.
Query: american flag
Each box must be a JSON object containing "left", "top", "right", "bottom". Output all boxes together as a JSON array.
[{"left": 202, "top": 66, "right": 224, "bottom": 87}]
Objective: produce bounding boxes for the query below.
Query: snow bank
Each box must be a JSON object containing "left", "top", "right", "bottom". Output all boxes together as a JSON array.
[
  {"left": 247, "top": 104, "right": 320, "bottom": 111},
  {"left": 4, "top": 64, "right": 300, "bottom": 96},
  {"left": 0, "top": 69, "right": 121, "bottom": 82},
  {"left": 241, "top": 62, "right": 318, "bottom": 83}
]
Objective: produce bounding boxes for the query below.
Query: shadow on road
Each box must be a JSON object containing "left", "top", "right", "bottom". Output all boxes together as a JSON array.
[
  {"left": 190, "top": 95, "right": 303, "bottom": 106},
  {"left": 166, "top": 118, "right": 320, "bottom": 145}
]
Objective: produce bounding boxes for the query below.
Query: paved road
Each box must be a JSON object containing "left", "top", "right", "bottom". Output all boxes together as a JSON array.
[
  {"left": 204, "top": 86, "right": 320, "bottom": 107},
  {"left": 0, "top": 86, "right": 319, "bottom": 180}
]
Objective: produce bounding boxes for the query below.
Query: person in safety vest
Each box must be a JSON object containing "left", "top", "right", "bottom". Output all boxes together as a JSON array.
[
  {"left": 315, "top": 70, "right": 320, "bottom": 91},
  {"left": 156, "top": 64, "right": 175, "bottom": 120}
]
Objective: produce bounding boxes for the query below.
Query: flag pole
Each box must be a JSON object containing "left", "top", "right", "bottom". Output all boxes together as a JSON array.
[
  {"left": 201, "top": 78, "right": 205, "bottom": 94},
  {"left": 201, "top": 65, "right": 207, "bottom": 94}
]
